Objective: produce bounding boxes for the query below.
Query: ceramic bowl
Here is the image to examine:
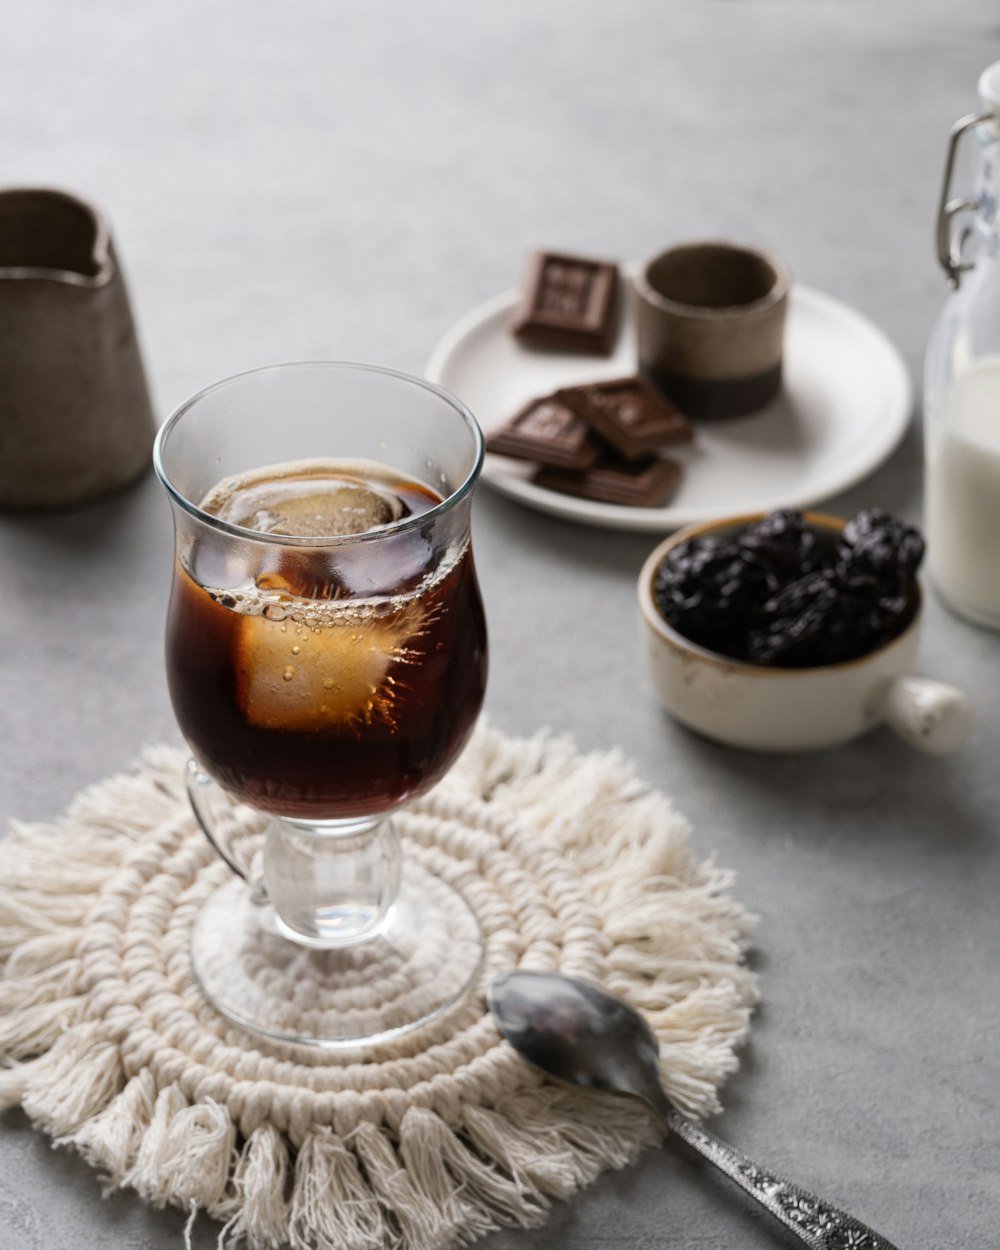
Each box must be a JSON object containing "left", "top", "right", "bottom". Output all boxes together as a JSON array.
[{"left": 637, "top": 512, "right": 972, "bottom": 754}]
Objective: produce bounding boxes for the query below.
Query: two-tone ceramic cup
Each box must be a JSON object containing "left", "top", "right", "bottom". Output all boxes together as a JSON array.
[
  {"left": 633, "top": 241, "right": 789, "bottom": 419},
  {"left": 638, "top": 513, "right": 973, "bottom": 754}
]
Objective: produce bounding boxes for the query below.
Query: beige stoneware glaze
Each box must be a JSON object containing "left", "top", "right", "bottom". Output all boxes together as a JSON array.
[{"left": 0, "top": 187, "right": 155, "bottom": 508}]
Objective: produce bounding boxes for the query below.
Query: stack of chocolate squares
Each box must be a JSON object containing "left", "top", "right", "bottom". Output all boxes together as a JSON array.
[
  {"left": 488, "top": 249, "right": 693, "bottom": 506},
  {"left": 486, "top": 377, "right": 692, "bottom": 507}
]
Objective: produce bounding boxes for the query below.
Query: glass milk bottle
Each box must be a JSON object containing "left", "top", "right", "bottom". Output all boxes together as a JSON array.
[{"left": 926, "top": 61, "right": 1000, "bottom": 628}]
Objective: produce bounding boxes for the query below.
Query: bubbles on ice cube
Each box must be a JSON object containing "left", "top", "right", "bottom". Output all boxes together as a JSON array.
[
  {"left": 255, "top": 557, "right": 347, "bottom": 603},
  {"left": 236, "top": 600, "right": 431, "bottom": 732}
]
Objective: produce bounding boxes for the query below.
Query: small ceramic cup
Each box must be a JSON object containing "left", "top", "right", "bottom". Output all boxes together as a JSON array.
[
  {"left": 637, "top": 512, "right": 973, "bottom": 754},
  {"left": 633, "top": 240, "right": 789, "bottom": 419}
]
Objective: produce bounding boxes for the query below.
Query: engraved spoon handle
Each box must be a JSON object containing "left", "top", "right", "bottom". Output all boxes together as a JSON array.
[{"left": 662, "top": 1105, "right": 902, "bottom": 1250}]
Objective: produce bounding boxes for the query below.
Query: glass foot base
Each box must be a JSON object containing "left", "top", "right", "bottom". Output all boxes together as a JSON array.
[{"left": 191, "top": 861, "right": 483, "bottom": 1047}]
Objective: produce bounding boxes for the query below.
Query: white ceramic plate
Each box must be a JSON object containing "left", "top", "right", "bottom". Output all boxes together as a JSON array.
[{"left": 426, "top": 276, "right": 913, "bottom": 531}]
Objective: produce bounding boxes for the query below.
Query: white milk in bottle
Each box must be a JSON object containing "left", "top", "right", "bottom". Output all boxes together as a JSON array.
[
  {"left": 926, "top": 59, "right": 1000, "bottom": 628},
  {"left": 926, "top": 357, "right": 1000, "bottom": 625}
]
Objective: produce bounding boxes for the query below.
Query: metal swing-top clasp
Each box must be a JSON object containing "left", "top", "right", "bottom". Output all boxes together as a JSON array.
[
  {"left": 936, "top": 62, "right": 1000, "bottom": 288},
  {"left": 935, "top": 109, "right": 993, "bottom": 289}
]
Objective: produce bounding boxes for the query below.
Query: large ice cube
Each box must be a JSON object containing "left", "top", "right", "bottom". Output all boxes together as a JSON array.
[
  {"left": 235, "top": 598, "right": 429, "bottom": 732},
  {"left": 252, "top": 531, "right": 440, "bottom": 601},
  {"left": 202, "top": 460, "right": 409, "bottom": 538},
  {"left": 329, "top": 531, "right": 439, "bottom": 598},
  {"left": 222, "top": 476, "right": 402, "bottom": 537}
]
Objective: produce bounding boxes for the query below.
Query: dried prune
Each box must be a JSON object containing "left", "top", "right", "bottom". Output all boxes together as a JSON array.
[
  {"left": 739, "top": 509, "right": 822, "bottom": 581},
  {"left": 746, "top": 571, "right": 838, "bottom": 665},
  {"left": 837, "top": 509, "right": 924, "bottom": 605},
  {"left": 654, "top": 508, "right": 923, "bottom": 668},
  {"left": 748, "top": 571, "right": 889, "bottom": 666},
  {"left": 653, "top": 535, "right": 770, "bottom": 655}
]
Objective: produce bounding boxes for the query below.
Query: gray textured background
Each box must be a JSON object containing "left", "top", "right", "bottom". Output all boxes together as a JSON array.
[{"left": 2, "top": 2, "right": 999, "bottom": 1247}]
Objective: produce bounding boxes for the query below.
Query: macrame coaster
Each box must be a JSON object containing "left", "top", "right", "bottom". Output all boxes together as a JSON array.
[{"left": 0, "top": 723, "right": 757, "bottom": 1250}]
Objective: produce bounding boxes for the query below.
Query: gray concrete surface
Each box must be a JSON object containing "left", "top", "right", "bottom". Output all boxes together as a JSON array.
[{"left": 2, "top": 2, "right": 999, "bottom": 1247}]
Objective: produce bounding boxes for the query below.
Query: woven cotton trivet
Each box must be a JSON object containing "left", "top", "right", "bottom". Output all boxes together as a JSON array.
[{"left": 0, "top": 722, "right": 757, "bottom": 1250}]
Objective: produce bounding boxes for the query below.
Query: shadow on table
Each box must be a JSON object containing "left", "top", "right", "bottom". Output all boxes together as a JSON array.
[
  {"left": 0, "top": 468, "right": 160, "bottom": 556},
  {"left": 475, "top": 486, "right": 658, "bottom": 574},
  {"left": 663, "top": 714, "right": 989, "bottom": 852}
]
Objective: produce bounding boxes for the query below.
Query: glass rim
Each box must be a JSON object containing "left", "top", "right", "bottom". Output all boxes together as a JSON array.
[{"left": 152, "top": 360, "right": 485, "bottom": 547}]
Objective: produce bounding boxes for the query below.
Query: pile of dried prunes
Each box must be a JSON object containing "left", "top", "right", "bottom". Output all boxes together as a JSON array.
[{"left": 653, "top": 509, "right": 924, "bottom": 667}]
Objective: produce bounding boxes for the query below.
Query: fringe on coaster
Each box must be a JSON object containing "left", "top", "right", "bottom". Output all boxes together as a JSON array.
[{"left": 0, "top": 724, "right": 758, "bottom": 1250}]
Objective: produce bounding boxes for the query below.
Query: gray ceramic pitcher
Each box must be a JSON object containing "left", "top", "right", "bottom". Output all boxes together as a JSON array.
[{"left": 0, "top": 187, "right": 155, "bottom": 507}]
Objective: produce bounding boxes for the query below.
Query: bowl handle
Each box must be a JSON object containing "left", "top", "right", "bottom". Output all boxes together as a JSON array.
[{"left": 870, "top": 676, "right": 973, "bottom": 754}]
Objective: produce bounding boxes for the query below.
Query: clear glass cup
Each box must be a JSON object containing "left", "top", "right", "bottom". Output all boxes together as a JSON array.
[{"left": 153, "top": 362, "right": 488, "bottom": 1046}]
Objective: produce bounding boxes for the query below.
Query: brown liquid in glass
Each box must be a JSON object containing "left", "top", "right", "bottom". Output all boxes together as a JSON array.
[{"left": 166, "top": 460, "right": 487, "bottom": 819}]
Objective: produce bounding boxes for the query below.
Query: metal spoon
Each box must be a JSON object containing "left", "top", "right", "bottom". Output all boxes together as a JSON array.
[{"left": 489, "top": 970, "right": 901, "bottom": 1250}]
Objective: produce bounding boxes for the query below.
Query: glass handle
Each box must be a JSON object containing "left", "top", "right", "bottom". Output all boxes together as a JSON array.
[
  {"left": 185, "top": 759, "right": 265, "bottom": 892},
  {"left": 935, "top": 109, "right": 993, "bottom": 288}
]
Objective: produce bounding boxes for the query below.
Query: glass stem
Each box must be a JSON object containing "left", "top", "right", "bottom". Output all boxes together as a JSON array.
[{"left": 262, "top": 814, "right": 402, "bottom": 948}]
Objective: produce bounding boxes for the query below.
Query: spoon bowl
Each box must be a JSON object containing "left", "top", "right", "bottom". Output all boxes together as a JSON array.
[{"left": 488, "top": 969, "right": 668, "bottom": 1115}]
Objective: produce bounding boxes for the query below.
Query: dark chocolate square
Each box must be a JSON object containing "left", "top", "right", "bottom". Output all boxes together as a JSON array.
[
  {"left": 533, "top": 454, "right": 683, "bottom": 507},
  {"left": 511, "top": 251, "right": 620, "bottom": 355},
  {"left": 485, "top": 394, "right": 603, "bottom": 471},
  {"left": 558, "top": 376, "right": 693, "bottom": 459}
]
